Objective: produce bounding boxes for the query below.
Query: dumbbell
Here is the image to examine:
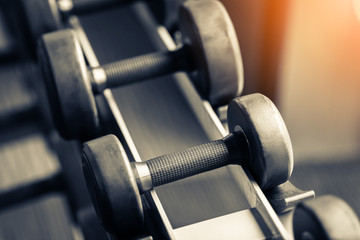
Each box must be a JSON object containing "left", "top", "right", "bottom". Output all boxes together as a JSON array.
[
  {"left": 38, "top": 0, "right": 244, "bottom": 140},
  {"left": 21, "top": 0, "right": 187, "bottom": 42},
  {"left": 81, "top": 93, "right": 294, "bottom": 235}
]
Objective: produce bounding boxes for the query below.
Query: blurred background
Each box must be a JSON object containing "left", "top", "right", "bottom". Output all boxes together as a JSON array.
[
  {"left": 222, "top": 0, "right": 360, "bottom": 216},
  {"left": 0, "top": 0, "right": 358, "bottom": 239}
]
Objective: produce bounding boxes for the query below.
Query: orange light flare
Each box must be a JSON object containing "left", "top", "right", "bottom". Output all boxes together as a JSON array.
[{"left": 279, "top": 0, "right": 360, "bottom": 162}]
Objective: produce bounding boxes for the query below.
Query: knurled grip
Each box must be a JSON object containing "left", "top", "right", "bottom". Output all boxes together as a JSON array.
[
  {"left": 146, "top": 140, "right": 230, "bottom": 187},
  {"left": 102, "top": 46, "right": 192, "bottom": 88}
]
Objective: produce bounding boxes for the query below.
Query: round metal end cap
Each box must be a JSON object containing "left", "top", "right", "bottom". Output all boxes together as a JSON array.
[
  {"left": 293, "top": 195, "right": 360, "bottom": 239},
  {"left": 82, "top": 134, "right": 144, "bottom": 236},
  {"left": 38, "top": 29, "right": 99, "bottom": 140},
  {"left": 179, "top": 0, "right": 244, "bottom": 106},
  {"left": 227, "top": 93, "right": 293, "bottom": 190}
]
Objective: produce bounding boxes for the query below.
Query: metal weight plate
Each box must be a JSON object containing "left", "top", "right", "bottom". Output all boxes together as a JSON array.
[
  {"left": 227, "top": 93, "right": 294, "bottom": 190},
  {"left": 293, "top": 195, "right": 360, "bottom": 240},
  {"left": 82, "top": 134, "right": 144, "bottom": 236},
  {"left": 179, "top": 0, "right": 244, "bottom": 107},
  {"left": 38, "top": 29, "right": 99, "bottom": 140},
  {"left": 77, "top": 206, "right": 109, "bottom": 240},
  {"left": 21, "top": 0, "right": 62, "bottom": 42}
]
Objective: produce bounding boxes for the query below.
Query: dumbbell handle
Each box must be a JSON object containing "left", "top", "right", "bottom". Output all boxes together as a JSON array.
[
  {"left": 90, "top": 45, "right": 194, "bottom": 93},
  {"left": 133, "top": 131, "right": 250, "bottom": 193}
]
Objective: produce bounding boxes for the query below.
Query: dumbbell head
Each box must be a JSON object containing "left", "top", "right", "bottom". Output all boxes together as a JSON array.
[
  {"left": 227, "top": 93, "right": 293, "bottom": 190},
  {"left": 38, "top": 0, "right": 243, "bottom": 140},
  {"left": 82, "top": 134, "right": 143, "bottom": 236},
  {"left": 38, "top": 30, "right": 99, "bottom": 140},
  {"left": 82, "top": 93, "right": 293, "bottom": 235},
  {"left": 293, "top": 195, "right": 360, "bottom": 239},
  {"left": 179, "top": 0, "right": 243, "bottom": 106}
]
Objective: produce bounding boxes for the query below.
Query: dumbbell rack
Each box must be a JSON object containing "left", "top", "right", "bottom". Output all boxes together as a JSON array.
[
  {"left": 69, "top": 2, "right": 290, "bottom": 239},
  {"left": 1, "top": 0, "right": 359, "bottom": 238}
]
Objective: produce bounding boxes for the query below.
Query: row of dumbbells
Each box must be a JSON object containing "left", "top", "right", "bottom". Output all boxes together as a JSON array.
[
  {"left": 38, "top": 0, "right": 243, "bottom": 140},
  {"left": 30, "top": 0, "right": 360, "bottom": 239},
  {"left": 36, "top": 0, "right": 293, "bottom": 238}
]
